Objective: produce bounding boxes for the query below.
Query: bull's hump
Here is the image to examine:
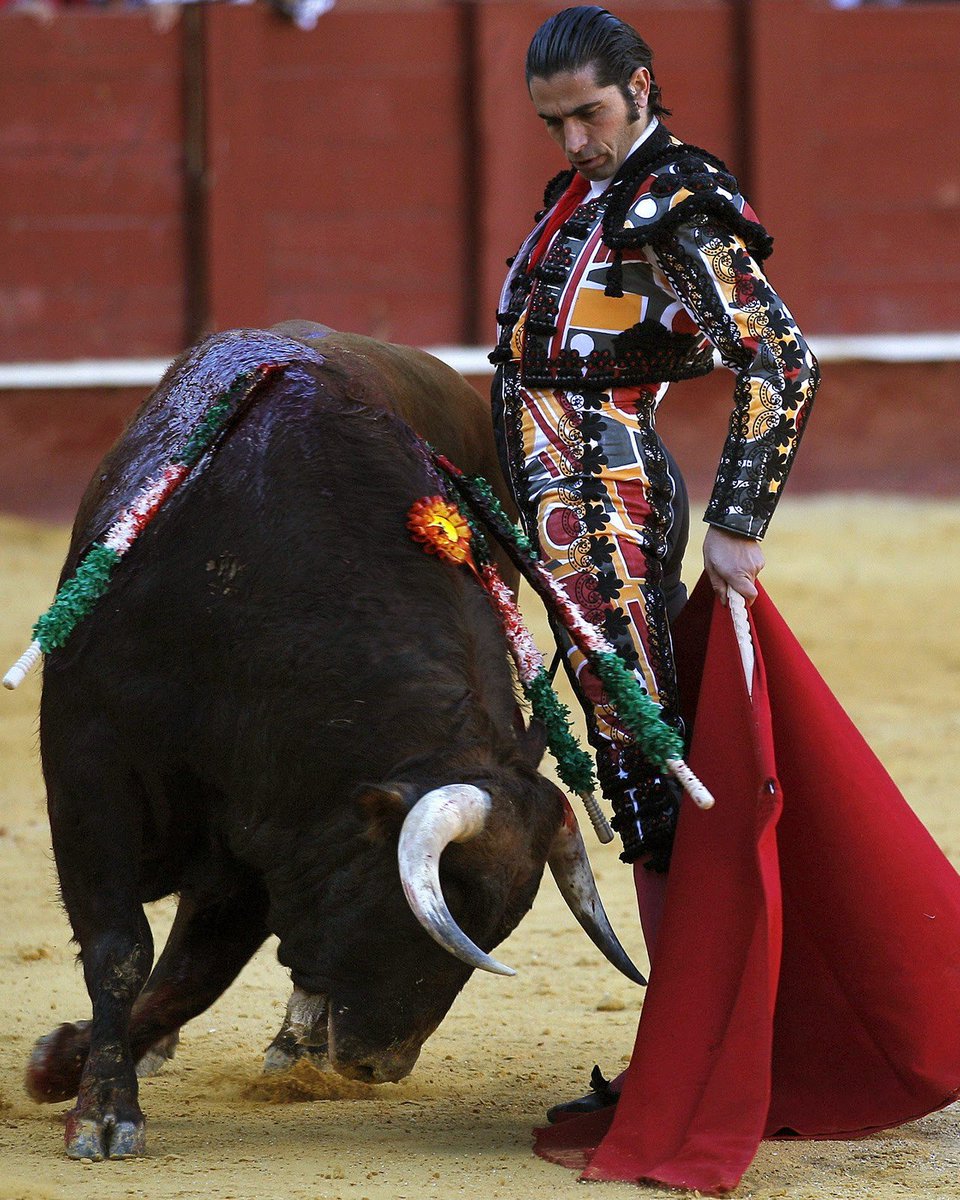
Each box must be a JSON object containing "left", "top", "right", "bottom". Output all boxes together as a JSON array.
[
  {"left": 175, "top": 328, "right": 327, "bottom": 401},
  {"left": 74, "top": 329, "right": 328, "bottom": 556}
]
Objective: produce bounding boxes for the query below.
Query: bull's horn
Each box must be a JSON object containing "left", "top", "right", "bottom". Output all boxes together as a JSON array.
[
  {"left": 397, "top": 784, "right": 515, "bottom": 977},
  {"left": 548, "top": 802, "right": 647, "bottom": 986}
]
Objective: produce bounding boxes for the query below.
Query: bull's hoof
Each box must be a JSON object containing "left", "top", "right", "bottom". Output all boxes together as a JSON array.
[
  {"left": 136, "top": 1031, "right": 180, "bottom": 1078},
  {"left": 65, "top": 1110, "right": 146, "bottom": 1161},
  {"left": 26, "top": 1022, "right": 90, "bottom": 1104},
  {"left": 263, "top": 1029, "right": 330, "bottom": 1074}
]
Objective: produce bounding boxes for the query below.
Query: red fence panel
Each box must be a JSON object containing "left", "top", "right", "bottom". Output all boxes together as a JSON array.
[
  {"left": 751, "top": 0, "right": 960, "bottom": 334},
  {"left": 204, "top": 3, "right": 470, "bottom": 344},
  {"left": 0, "top": 12, "right": 188, "bottom": 359},
  {"left": 2, "top": 2, "right": 960, "bottom": 361}
]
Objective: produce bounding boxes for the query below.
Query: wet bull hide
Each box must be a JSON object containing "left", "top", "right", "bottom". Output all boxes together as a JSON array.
[{"left": 25, "top": 325, "right": 640, "bottom": 1161}]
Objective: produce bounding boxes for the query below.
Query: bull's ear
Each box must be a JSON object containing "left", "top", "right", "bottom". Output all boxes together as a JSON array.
[
  {"left": 517, "top": 716, "right": 548, "bottom": 768},
  {"left": 356, "top": 783, "right": 416, "bottom": 842}
]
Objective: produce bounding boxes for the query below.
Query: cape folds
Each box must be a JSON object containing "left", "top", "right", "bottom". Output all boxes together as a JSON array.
[{"left": 534, "top": 579, "right": 960, "bottom": 1194}]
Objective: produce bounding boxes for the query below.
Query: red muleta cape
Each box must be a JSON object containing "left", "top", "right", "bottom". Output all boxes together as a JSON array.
[{"left": 535, "top": 578, "right": 960, "bottom": 1194}]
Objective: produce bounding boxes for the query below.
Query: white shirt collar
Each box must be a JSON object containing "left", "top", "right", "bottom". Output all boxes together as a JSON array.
[{"left": 585, "top": 117, "right": 659, "bottom": 201}]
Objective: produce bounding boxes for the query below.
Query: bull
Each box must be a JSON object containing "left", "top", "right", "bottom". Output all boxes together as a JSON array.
[{"left": 24, "top": 324, "right": 641, "bottom": 1160}]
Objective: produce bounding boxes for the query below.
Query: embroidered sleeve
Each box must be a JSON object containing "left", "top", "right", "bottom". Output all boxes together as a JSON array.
[{"left": 649, "top": 217, "right": 819, "bottom": 539}]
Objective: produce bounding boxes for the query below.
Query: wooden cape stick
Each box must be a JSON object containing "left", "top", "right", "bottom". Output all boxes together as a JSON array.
[{"left": 727, "top": 587, "right": 756, "bottom": 698}]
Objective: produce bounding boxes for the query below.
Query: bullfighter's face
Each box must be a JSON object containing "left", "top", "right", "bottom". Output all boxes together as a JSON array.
[{"left": 529, "top": 62, "right": 651, "bottom": 182}]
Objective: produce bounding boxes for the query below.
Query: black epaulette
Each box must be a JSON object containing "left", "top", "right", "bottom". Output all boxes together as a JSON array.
[{"left": 602, "top": 140, "right": 773, "bottom": 264}]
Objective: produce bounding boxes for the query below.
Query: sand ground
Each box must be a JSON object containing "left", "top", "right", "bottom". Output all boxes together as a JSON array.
[{"left": 1, "top": 496, "right": 958, "bottom": 1200}]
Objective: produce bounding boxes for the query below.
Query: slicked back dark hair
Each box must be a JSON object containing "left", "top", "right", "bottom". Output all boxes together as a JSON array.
[{"left": 525, "top": 6, "right": 670, "bottom": 119}]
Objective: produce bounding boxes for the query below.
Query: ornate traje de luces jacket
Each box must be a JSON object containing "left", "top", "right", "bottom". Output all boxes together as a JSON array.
[{"left": 490, "top": 123, "right": 820, "bottom": 540}]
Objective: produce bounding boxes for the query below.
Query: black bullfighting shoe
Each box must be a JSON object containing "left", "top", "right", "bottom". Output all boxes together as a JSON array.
[{"left": 545, "top": 1064, "right": 621, "bottom": 1124}]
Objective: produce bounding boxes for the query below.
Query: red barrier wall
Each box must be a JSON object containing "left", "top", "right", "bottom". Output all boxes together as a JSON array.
[
  {"left": 2, "top": 2, "right": 959, "bottom": 520},
  {"left": 0, "top": 12, "right": 188, "bottom": 358},
  {"left": 204, "top": 3, "right": 472, "bottom": 343},
  {"left": 752, "top": 0, "right": 960, "bottom": 333},
  {"left": 4, "top": 2, "right": 960, "bottom": 359}
]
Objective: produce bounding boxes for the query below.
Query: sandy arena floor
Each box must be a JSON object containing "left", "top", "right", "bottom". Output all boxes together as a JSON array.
[{"left": 0, "top": 496, "right": 958, "bottom": 1200}]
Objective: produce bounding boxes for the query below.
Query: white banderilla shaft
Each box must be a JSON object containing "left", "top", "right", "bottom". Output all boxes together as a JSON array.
[{"left": 3, "top": 640, "right": 42, "bottom": 691}]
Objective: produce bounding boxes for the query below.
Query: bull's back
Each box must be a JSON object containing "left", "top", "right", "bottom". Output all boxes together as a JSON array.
[
  {"left": 44, "top": 352, "right": 514, "bottom": 817},
  {"left": 67, "top": 329, "right": 328, "bottom": 573},
  {"left": 70, "top": 326, "right": 514, "bottom": 575},
  {"left": 272, "top": 322, "right": 516, "bottom": 520}
]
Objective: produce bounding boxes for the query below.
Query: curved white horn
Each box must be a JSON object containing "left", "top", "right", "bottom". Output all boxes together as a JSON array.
[
  {"left": 398, "top": 784, "right": 515, "bottom": 977},
  {"left": 548, "top": 802, "right": 647, "bottom": 986}
]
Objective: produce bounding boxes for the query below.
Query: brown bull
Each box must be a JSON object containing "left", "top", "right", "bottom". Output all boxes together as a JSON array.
[{"left": 25, "top": 325, "right": 640, "bottom": 1161}]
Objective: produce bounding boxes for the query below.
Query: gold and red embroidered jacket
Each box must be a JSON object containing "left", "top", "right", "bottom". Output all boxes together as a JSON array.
[{"left": 491, "top": 124, "right": 820, "bottom": 540}]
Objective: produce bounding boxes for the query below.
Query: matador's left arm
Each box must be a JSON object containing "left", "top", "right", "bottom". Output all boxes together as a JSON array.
[{"left": 648, "top": 217, "right": 820, "bottom": 540}]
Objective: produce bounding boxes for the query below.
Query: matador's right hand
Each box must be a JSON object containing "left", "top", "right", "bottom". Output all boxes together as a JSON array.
[{"left": 702, "top": 525, "right": 765, "bottom": 606}]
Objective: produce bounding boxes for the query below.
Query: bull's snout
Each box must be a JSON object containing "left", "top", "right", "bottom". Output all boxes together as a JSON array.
[
  {"left": 327, "top": 1011, "right": 422, "bottom": 1084},
  {"left": 330, "top": 1048, "right": 420, "bottom": 1085}
]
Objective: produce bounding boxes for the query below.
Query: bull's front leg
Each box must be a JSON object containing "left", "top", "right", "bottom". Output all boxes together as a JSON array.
[
  {"left": 28, "top": 883, "right": 270, "bottom": 1117},
  {"left": 26, "top": 751, "right": 155, "bottom": 1160},
  {"left": 27, "top": 925, "right": 154, "bottom": 1160},
  {"left": 68, "top": 924, "right": 153, "bottom": 1159}
]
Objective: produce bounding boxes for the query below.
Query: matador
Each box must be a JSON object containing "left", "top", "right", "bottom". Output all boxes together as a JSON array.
[{"left": 490, "top": 7, "right": 820, "bottom": 876}]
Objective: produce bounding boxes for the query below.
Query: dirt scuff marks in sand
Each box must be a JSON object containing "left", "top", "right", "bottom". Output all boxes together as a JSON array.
[{"left": 240, "top": 1061, "right": 389, "bottom": 1104}]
